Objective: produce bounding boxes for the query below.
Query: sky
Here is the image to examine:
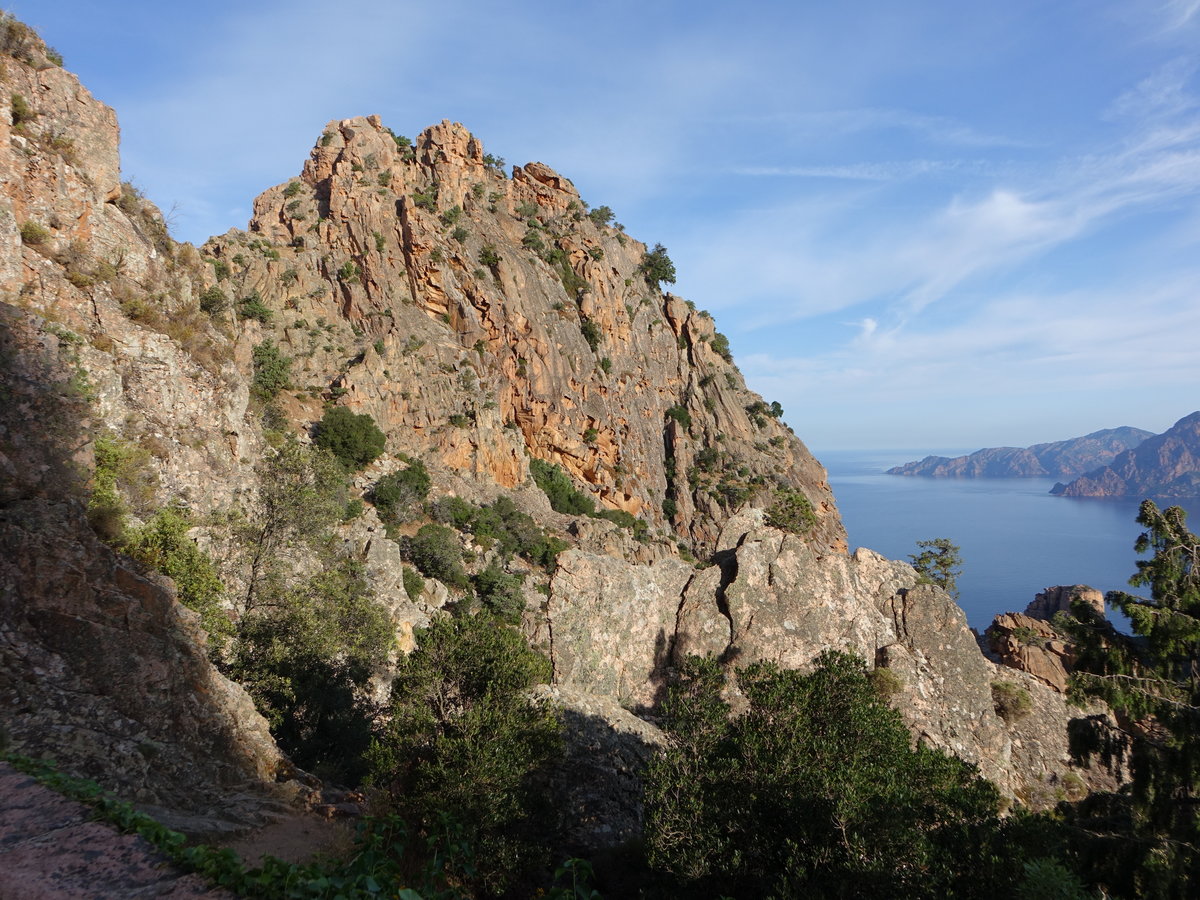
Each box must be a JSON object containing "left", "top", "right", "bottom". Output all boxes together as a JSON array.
[{"left": 20, "top": 0, "right": 1200, "bottom": 453}]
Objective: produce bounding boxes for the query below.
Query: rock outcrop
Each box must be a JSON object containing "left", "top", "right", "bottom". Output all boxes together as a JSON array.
[
  {"left": 888, "top": 427, "right": 1152, "bottom": 479},
  {"left": 1051, "top": 411, "right": 1200, "bottom": 498}
]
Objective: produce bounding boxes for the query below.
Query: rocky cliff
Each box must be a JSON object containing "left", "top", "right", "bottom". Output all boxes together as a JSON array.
[
  {"left": 0, "top": 14, "right": 1123, "bottom": 852},
  {"left": 888, "top": 426, "right": 1152, "bottom": 479},
  {"left": 1051, "top": 411, "right": 1200, "bottom": 498}
]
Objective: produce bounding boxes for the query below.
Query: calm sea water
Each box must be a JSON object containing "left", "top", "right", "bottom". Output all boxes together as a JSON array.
[{"left": 815, "top": 449, "right": 1200, "bottom": 631}]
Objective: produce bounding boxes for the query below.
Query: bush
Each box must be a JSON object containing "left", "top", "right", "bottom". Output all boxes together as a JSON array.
[
  {"left": 405, "top": 523, "right": 468, "bottom": 590},
  {"left": 473, "top": 560, "right": 525, "bottom": 624},
  {"left": 765, "top": 487, "right": 816, "bottom": 534},
  {"left": 19, "top": 221, "right": 49, "bottom": 245},
  {"left": 367, "top": 615, "right": 561, "bottom": 895},
  {"left": 251, "top": 340, "right": 292, "bottom": 402},
  {"left": 231, "top": 557, "right": 393, "bottom": 783},
  {"left": 588, "top": 205, "right": 614, "bottom": 227},
  {"left": 639, "top": 243, "right": 677, "bottom": 287},
  {"left": 579, "top": 319, "right": 601, "bottom": 353},
  {"left": 402, "top": 566, "right": 424, "bottom": 600},
  {"left": 238, "top": 292, "right": 272, "bottom": 323},
  {"left": 198, "top": 286, "right": 228, "bottom": 315},
  {"left": 711, "top": 332, "right": 733, "bottom": 362},
  {"left": 645, "top": 651, "right": 1007, "bottom": 897},
  {"left": 313, "top": 406, "right": 386, "bottom": 470},
  {"left": 370, "top": 460, "right": 430, "bottom": 524},
  {"left": 10, "top": 92, "right": 35, "bottom": 126},
  {"left": 479, "top": 245, "right": 500, "bottom": 268},
  {"left": 530, "top": 458, "right": 595, "bottom": 517},
  {"left": 124, "top": 507, "right": 231, "bottom": 650},
  {"left": 992, "top": 680, "right": 1033, "bottom": 723},
  {"left": 665, "top": 404, "right": 692, "bottom": 429},
  {"left": 431, "top": 493, "right": 567, "bottom": 570}
]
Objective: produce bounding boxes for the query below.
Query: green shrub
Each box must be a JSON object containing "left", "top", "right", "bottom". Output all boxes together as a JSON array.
[
  {"left": 665, "top": 404, "right": 692, "bottom": 429},
  {"left": 124, "top": 507, "right": 231, "bottom": 650},
  {"left": 598, "top": 356, "right": 612, "bottom": 374},
  {"left": 282, "top": 181, "right": 303, "bottom": 198},
  {"left": 764, "top": 487, "right": 816, "bottom": 534},
  {"left": 251, "top": 340, "right": 292, "bottom": 402},
  {"left": 238, "top": 292, "right": 272, "bottom": 323},
  {"left": 367, "top": 615, "right": 561, "bottom": 895},
  {"left": 431, "top": 494, "right": 567, "bottom": 570},
  {"left": 579, "top": 319, "right": 601, "bottom": 353},
  {"left": 479, "top": 245, "right": 500, "bottom": 268},
  {"left": 662, "top": 497, "right": 678, "bottom": 519},
  {"left": 10, "top": 92, "right": 35, "bottom": 126},
  {"left": 231, "top": 557, "right": 393, "bottom": 783},
  {"left": 402, "top": 566, "right": 424, "bottom": 600},
  {"left": 337, "top": 261, "right": 360, "bottom": 284},
  {"left": 645, "top": 652, "right": 1008, "bottom": 897},
  {"left": 596, "top": 507, "right": 650, "bottom": 542},
  {"left": 370, "top": 461, "right": 430, "bottom": 524},
  {"left": 992, "top": 680, "right": 1033, "bottom": 723},
  {"left": 530, "top": 458, "right": 595, "bottom": 517},
  {"left": 473, "top": 560, "right": 525, "bottom": 624},
  {"left": 451, "top": 225, "right": 469, "bottom": 243},
  {"left": 588, "top": 205, "right": 614, "bottom": 227},
  {"left": 18, "top": 221, "right": 49, "bottom": 245},
  {"left": 515, "top": 200, "right": 539, "bottom": 219},
  {"left": 198, "top": 285, "right": 228, "bottom": 315},
  {"left": 639, "top": 242, "right": 676, "bottom": 287},
  {"left": 313, "top": 406, "right": 386, "bottom": 470},
  {"left": 405, "top": 523, "right": 468, "bottom": 589}
]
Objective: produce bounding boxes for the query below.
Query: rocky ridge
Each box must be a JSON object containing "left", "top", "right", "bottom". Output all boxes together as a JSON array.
[
  {"left": 1051, "top": 411, "right": 1200, "bottom": 498},
  {"left": 887, "top": 426, "right": 1152, "bottom": 479},
  {"left": 0, "top": 15, "right": 1125, "bottom": 862}
]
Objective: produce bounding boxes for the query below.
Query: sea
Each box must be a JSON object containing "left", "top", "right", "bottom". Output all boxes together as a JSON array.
[{"left": 814, "top": 448, "right": 1200, "bottom": 632}]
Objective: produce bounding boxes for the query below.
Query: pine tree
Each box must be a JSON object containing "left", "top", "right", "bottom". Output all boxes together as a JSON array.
[{"left": 1062, "top": 499, "right": 1200, "bottom": 896}]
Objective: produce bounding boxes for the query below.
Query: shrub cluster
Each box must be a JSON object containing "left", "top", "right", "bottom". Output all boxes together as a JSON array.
[
  {"left": 313, "top": 406, "right": 386, "bottom": 470},
  {"left": 429, "top": 494, "right": 568, "bottom": 570},
  {"left": 370, "top": 460, "right": 430, "bottom": 524},
  {"left": 765, "top": 487, "right": 816, "bottom": 534}
]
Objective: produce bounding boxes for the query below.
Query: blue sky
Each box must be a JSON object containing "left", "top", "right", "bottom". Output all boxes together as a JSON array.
[{"left": 21, "top": 0, "right": 1200, "bottom": 452}]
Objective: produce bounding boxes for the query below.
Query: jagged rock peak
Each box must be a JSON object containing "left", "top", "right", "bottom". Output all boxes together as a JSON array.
[{"left": 208, "top": 116, "right": 845, "bottom": 555}]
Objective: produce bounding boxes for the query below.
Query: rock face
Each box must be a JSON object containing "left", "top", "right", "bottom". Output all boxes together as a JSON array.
[
  {"left": 202, "top": 115, "right": 844, "bottom": 558},
  {"left": 888, "top": 427, "right": 1152, "bottom": 479},
  {"left": 1051, "top": 411, "right": 1200, "bottom": 498}
]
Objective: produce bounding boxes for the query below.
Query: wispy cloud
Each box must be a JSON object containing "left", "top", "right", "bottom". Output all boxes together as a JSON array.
[{"left": 733, "top": 159, "right": 991, "bottom": 181}]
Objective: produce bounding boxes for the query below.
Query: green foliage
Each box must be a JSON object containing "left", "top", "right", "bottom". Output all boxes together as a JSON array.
[
  {"left": 198, "top": 285, "right": 228, "bottom": 316},
  {"left": 644, "top": 651, "right": 1011, "bottom": 898},
  {"left": 639, "top": 243, "right": 677, "bottom": 287},
  {"left": 370, "top": 460, "right": 431, "bottom": 524},
  {"left": 909, "top": 537, "right": 963, "bottom": 599},
  {"left": 431, "top": 494, "right": 568, "bottom": 571},
  {"left": 530, "top": 458, "right": 595, "bottom": 517},
  {"left": 283, "top": 181, "right": 304, "bottom": 198},
  {"left": 478, "top": 245, "right": 500, "bottom": 269},
  {"left": 598, "top": 356, "right": 612, "bottom": 374},
  {"left": 515, "top": 200, "right": 540, "bottom": 220},
  {"left": 579, "top": 318, "right": 601, "bottom": 352},
  {"left": 1061, "top": 500, "right": 1200, "bottom": 894},
  {"left": 337, "top": 260, "right": 360, "bottom": 284},
  {"left": 238, "top": 292, "right": 273, "bottom": 323},
  {"left": 764, "top": 487, "right": 816, "bottom": 534},
  {"left": 662, "top": 496, "right": 678, "bottom": 519},
  {"left": 665, "top": 404, "right": 691, "bottom": 429},
  {"left": 124, "top": 506, "right": 231, "bottom": 650},
  {"left": 412, "top": 185, "right": 438, "bottom": 211},
  {"left": 451, "top": 225, "right": 469, "bottom": 243},
  {"left": 234, "top": 440, "right": 349, "bottom": 613},
  {"left": 10, "top": 92, "right": 35, "bottom": 126},
  {"left": 367, "top": 615, "right": 561, "bottom": 895},
  {"left": 402, "top": 566, "right": 425, "bottom": 601},
  {"left": 87, "top": 431, "right": 156, "bottom": 543},
  {"left": 405, "top": 523, "right": 469, "bottom": 590},
  {"left": 482, "top": 152, "right": 506, "bottom": 174},
  {"left": 596, "top": 507, "right": 650, "bottom": 542},
  {"left": 439, "top": 205, "right": 463, "bottom": 227},
  {"left": 231, "top": 557, "right": 392, "bottom": 783},
  {"left": 710, "top": 332, "right": 732, "bottom": 362},
  {"left": 588, "top": 205, "right": 614, "bottom": 227},
  {"left": 251, "top": 340, "right": 292, "bottom": 402},
  {"left": 991, "top": 680, "right": 1033, "bottom": 722},
  {"left": 18, "top": 220, "right": 49, "bottom": 244},
  {"left": 314, "top": 406, "right": 386, "bottom": 470},
  {"left": 473, "top": 559, "right": 526, "bottom": 624}
]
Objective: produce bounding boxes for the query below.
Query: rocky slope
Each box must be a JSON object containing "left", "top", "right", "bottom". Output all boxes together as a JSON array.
[
  {"left": 0, "top": 13, "right": 1125, "bottom": 858},
  {"left": 888, "top": 426, "right": 1152, "bottom": 479},
  {"left": 1051, "top": 411, "right": 1200, "bottom": 498}
]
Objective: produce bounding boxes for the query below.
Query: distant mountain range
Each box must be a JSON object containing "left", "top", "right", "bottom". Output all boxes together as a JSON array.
[
  {"left": 886, "top": 427, "right": 1154, "bottom": 480},
  {"left": 1051, "top": 412, "right": 1200, "bottom": 498}
]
